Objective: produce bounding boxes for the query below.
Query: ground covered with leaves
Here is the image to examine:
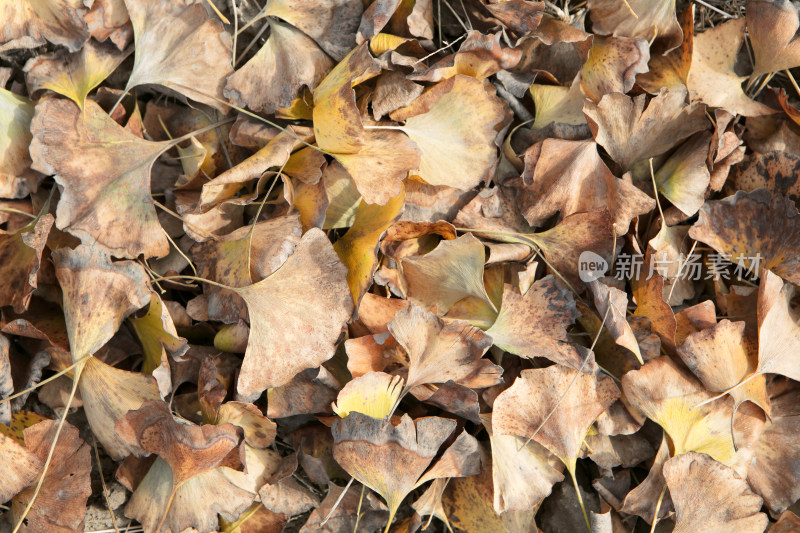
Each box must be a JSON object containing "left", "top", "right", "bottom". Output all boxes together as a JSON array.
[{"left": 3, "top": 0, "right": 800, "bottom": 532}]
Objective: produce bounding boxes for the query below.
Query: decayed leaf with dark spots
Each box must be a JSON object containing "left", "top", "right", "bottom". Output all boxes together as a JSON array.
[
  {"left": 748, "top": 377, "right": 800, "bottom": 514},
  {"left": 10, "top": 419, "right": 91, "bottom": 533},
  {"left": 123, "top": 0, "right": 233, "bottom": 111},
  {"left": 580, "top": 36, "right": 650, "bottom": 102},
  {"left": 0, "top": 213, "right": 52, "bottom": 313},
  {"left": 493, "top": 366, "right": 620, "bottom": 474},
  {"left": 30, "top": 98, "right": 171, "bottom": 258},
  {"left": 0, "top": 0, "right": 89, "bottom": 52},
  {"left": 689, "top": 190, "right": 800, "bottom": 284},
  {"left": 687, "top": 17, "right": 775, "bottom": 116},
  {"left": 728, "top": 151, "right": 800, "bottom": 203},
  {"left": 664, "top": 452, "right": 768, "bottom": 533},
  {"left": 484, "top": 0, "right": 544, "bottom": 34},
  {"left": 387, "top": 304, "right": 502, "bottom": 394},
  {"left": 233, "top": 228, "right": 353, "bottom": 400},
  {"left": 487, "top": 276, "right": 594, "bottom": 372}
]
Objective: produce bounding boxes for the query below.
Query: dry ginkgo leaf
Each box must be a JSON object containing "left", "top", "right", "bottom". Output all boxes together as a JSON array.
[
  {"left": 677, "top": 319, "right": 769, "bottom": 416},
  {"left": 583, "top": 84, "right": 708, "bottom": 171},
  {"left": 493, "top": 366, "right": 620, "bottom": 475},
  {"left": 580, "top": 36, "right": 650, "bottom": 102},
  {"left": 0, "top": 88, "right": 43, "bottom": 199},
  {"left": 233, "top": 228, "right": 353, "bottom": 400},
  {"left": 332, "top": 413, "right": 478, "bottom": 530},
  {"left": 619, "top": 436, "right": 673, "bottom": 522},
  {"left": 30, "top": 98, "right": 175, "bottom": 258},
  {"left": 588, "top": 278, "right": 643, "bottom": 364},
  {"left": 482, "top": 414, "right": 564, "bottom": 514},
  {"left": 23, "top": 38, "right": 131, "bottom": 110},
  {"left": 748, "top": 377, "right": 800, "bottom": 514},
  {"left": 389, "top": 75, "right": 508, "bottom": 190},
  {"left": 0, "top": 213, "right": 53, "bottom": 313},
  {"left": 637, "top": 4, "right": 694, "bottom": 93},
  {"left": 332, "top": 371, "right": 403, "bottom": 420},
  {"left": 528, "top": 77, "right": 589, "bottom": 139},
  {"left": 400, "top": 232, "right": 494, "bottom": 315},
  {"left": 663, "top": 452, "right": 768, "bottom": 533},
  {"left": 224, "top": 18, "right": 334, "bottom": 115},
  {"left": 387, "top": 304, "right": 502, "bottom": 394},
  {"left": 486, "top": 276, "right": 595, "bottom": 371},
  {"left": 0, "top": 413, "right": 43, "bottom": 503},
  {"left": 0, "top": 0, "right": 89, "bottom": 52},
  {"left": 52, "top": 243, "right": 150, "bottom": 360},
  {"left": 588, "top": 0, "right": 682, "bottom": 53},
  {"left": 79, "top": 357, "right": 162, "bottom": 460},
  {"left": 119, "top": 402, "right": 253, "bottom": 533},
  {"left": 687, "top": 17, "right": 774, "bottom": 116},
  {"left": 516, "top": 138, "right": 654, "bottom": 233},
  {"left": 122, "top": 0, "right": 233, "bottom": 111},
  {"left": 334, "top": 188, "right": 404, "bottom": 306},
  {"left": 689, "top": 190, "right": 800, "bottom": 284},
  {"left": 11, "top": 419, "right": 92, "bottom": 533},
  {"left": 755, "top": 270, "right": 800, "bottom": 382},
  {"left": 622, "top": 356, "right": 739, "bottom": 468},
  {"left": 191, "top": 214, "right": 302, "bottom": 323},
  {"left": 747, "top": 0, "right": 800, "bottom": 75},
  {"left": 654, "top": 132, "right": 711, "bottom": 216}
]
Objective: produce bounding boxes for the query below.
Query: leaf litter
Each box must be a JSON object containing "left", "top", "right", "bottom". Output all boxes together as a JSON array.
[{"left": 3, "top": 0, "right": 800, "bottom": 532}]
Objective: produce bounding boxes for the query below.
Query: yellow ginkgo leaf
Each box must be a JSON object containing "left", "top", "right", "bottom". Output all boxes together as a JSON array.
[
  {"left": 332, "top": 371, "right": 404, "bottom": 419},
  {"left": 334, "top": 188, "right": 404, "bottom": 306},
  {"left": 400, "top": 233, "right": 494, "bottom": 315},
  {"left": 24, "top": 38, "right": 131, "bottom": 110},
  {"left": 622, "top": 356, "right": 740, "bottom": 468},
  {"left": 390, "top": 75, "right": 508, "bottom": 190}
]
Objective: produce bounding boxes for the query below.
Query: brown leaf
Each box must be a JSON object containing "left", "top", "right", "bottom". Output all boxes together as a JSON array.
[
  {"left": 493, "top": 365, "right": 620, "bottom": 472},
  {"left": 687, "top": 18, "right": 775, "bottom": 116},
  {"left": 583, "top": 85, "right": 708, "bottom": 171},
  {"left": 0, "top": 0, "right": 89, "bottom": 52},
  {"left": 663, "top": 452, "right": 768, "bottom": 533},
  {"left": 747, "top": 0, "right": 800, "bottom": 75},
  {"left": 487, "top": 276, "right": 594, "bottom": 372},
  {"left": 516, "top": 138, "right": 654, "bottom": 233},
  {"left": 588, "top": 0, "right": 682, "bottom": 52},
  {"left": 689, "top": 190, "right": 800, "bottom": 284},
  {"left": 756, "top": 270, "right": 800, "bottom": 382},
  {"left": 30, "top": 98, "right": 171, "bottom": 258},
  {"left": 388, "top": 304, "right": 501, "bottom": 393},
  {"left": 0, "top": 412, "right": 43, "bottom": 503},
  {"left": 224, "top": 18, "right": 333, "bottom": 114},
  {"left": 11, "top": 420, "right": 92, "bottom": 533},
  {"left": 0, "top": 89, "right": 44, "bottom": 199},
  {"left": 581, "top": 36, "right": 650, "bottom": 102},
  {"left": 123, "top": 0, "right": 233, "bottom": 111},
  {"left": 233, "top": 228, "right": 353, "bottom": 400},
  {"left": 0, "top": 214, "right": 52, "bottom": 313}
]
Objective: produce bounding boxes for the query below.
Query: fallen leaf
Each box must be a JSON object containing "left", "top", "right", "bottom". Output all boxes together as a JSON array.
[
  {"left": 123, "top": 0, "right": 233, "bottom": 111},
  {"left": 747, "top": 0, "right": 800, "bottom": 75},
  {"left": 589, "top": 0, "right": 682, "bottom": 52},
  {"left": 0, "top": 0, "right": 89, "bottom": 52},
  {"left": 0, "top": 88, "right": 43, "bottom": 199},
  {"left": 0, "top": 214, "right": 53, "bottom": 313},
  {"left": 332, "top": 371, "right": 403, "bottom": 419},
  {"left": 663, "top": 452, "right": 768, "bottom": 533},
  {"left": 233, "top": 228, "right": 353, "bottom": 400},
  {"left": 581, "top": 36, "right": 650, "bottom": 102},
  {"left": 390, "top": 75, "right": 508, "bottom": 190}
]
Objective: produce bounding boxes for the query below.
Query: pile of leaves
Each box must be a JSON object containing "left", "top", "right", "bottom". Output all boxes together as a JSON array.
[{"left": 3, "top": 0, "right": 800, "bottom": 531}]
